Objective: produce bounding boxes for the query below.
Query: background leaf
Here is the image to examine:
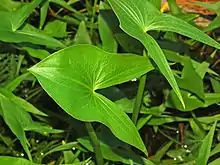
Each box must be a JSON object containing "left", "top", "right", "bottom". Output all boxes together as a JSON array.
[{"left": 195, "top": 122, "right": 217, "bottom": 165}]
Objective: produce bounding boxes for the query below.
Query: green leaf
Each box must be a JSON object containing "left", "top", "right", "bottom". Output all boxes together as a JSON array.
[
  {"left": 44, "top": 142, "right": 86, "bottom": 157},
  {"left": 0, "top": 88, "right": 61, "bottom": 159},
  {"left": 107, "top": 0, "right": 184, "bottom": 107},
  {"left": 0, "top": 18, "right": 65, "bottom": 49},
  {"left": 99, "top": 2, "right": 118, "bottom": 53},
  {"left": 0, "top": 156, "right": 40, "bottom": 165},
  {"left": 166, "top": 90, "right": 220, "bottom": 111},
  {"left": 23, "top": 47, "right": 50, "bottom": 60},
  {"left": 189, "top": 119, "right": 205, "bottom": 138},
  {"left": 39, "top": 0, "right": 49, "bottom": 29},
  {"left": 50, "top": 0, "right": 78, "bottom": 13},
  {"left": 0, "top": 88, "right": 47, "bottom": 116},
  {"left": 0, "top": 91, "right": 32, "bottom": 160},
  {"left": 192, "top": 1, "right": 220, "bottom": 15},
  {"left": 210, "top": 143, "right": 220, "bottom": 157},
  {"left": 10, "top": 0, "right": 43, "bottom": 31},
  {"left": 151, "top": 141, "right": 173, "bottom": 162},
  {"left": 203, "top": 16, "right": 220, "bottom": 32},
  {"left": 148, "top": 115, "right": 189, "bottom": 126},
  {"left": 176, "top": 57, "right": 204, "bottom": 99},
  {"left": 209, "top": 158, "right": 220, "bottom": 165},
  {"left": 44, "top": 20, "right": 67, "bottom": 38},
  {"left": 167, "top": 0, "right": 181, "bottom": 14},
  {"left": 107, "top": 0, "right": 220, "bottom": 107},
  {"left": 29, "top": 44, "right": 154, "bottom": 154},
  {"left": 164, "top": 50, "right": 218, "bottom": 76},
  {"left": 74, "top": 22, "right": 92, "bottom": 44},
  {"left": 0, "top": 0, "right": 21, "bottom": 12},
  {"left": 5, "top": 72, "right": 30, "bottom": 92},
  {"left": 39, "top": 0, "right": 79, "bottom": 28},
  {"left": 78, "top": 128, "right": 155, "bottom": 164},
  {"left": 195, "top": 122, "right": 217, "bottom": 165},
  {"left": 211, "top": 78, "right": 220, "bottom": 93}
]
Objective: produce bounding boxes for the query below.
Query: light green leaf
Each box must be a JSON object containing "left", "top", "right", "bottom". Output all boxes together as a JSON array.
[
  {"left": 151, "top": 141, "right": 173, "bottom": 162},
  {"left": 143, "top": 12, "right": 220, "bottom": 50},
  {"left": 167, "top": 0, "right": 181, "bottom": 14},
  {"left": 39, "top": 0, "right": 49, "bottom": 29},
  {"left": 107, "top": 0, "right": 220, "bottom": 107},
  {"left": 23, "top": 47, "right": 50, "bottom": 60},
  {"left": 44, "top": 142, "right": 86, "bottom": 157},
  {"left": 195, "top": 122, "right": 217, "bottom": 165},
  {"left": 10, "top": 0, "right": 43, "bottom": 31},
  {"left": 164, "top": 50, "right": 218, "bottom": 76},
  {"left": 148, "top": 115, "right": 189, "bottom": 126},
  {"left": 203, "top": 16, "right": 220, "bottom": 32},
  {"left": 210, "top": 143, "right": 220, "bottom": 157},
  {"left": 107, "top": 0, "right": 184, "bottom": 107},
  {"left": 39, "top": 0, "right": 79, "bottom": 28},
  {"left": 176, "top": 57, "right": 204, "bottom": 99},
  {"left": 0, "top": 0, "right": 21, "bottom": 12},
  {"left": 0, "top": 156, "right": 40, "bottom": 165},
  {"left": 74, "top": 21, "right": 92, "bottom": 44},
  {"left": 50, "top": 0, "right": 78, "bottom": 13},
  {"left": 0, "top": 22, "right": 65, "bottom": 49},
  {"left": 166, "top": 90, "right": 220, "bottom": 111},
  {"left": 29, "top": 44, "right": 154, "bottom": 154},
  {"left": 209, "top": 158, "right": 220, "bottom": 165},
  {"left": 44, "top": 20, "right": 67, "bottom": 38}
]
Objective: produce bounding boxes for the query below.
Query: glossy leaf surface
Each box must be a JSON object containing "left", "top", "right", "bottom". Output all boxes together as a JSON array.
[{"left": 29, "top": 44, "right": 154, "bottom": 153}]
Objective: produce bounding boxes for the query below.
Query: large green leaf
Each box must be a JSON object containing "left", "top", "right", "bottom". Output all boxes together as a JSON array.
[
  {"left": 195, "top": 122, "right": 217, "bottom": 165},
  {"left": 107, "top": 0, "right": 220, "bottom": 107},
  {"left": 29, "top": 44, "right": 154, "bottom": 154}
]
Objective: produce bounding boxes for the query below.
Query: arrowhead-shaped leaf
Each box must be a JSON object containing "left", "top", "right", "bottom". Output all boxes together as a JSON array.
[
  {"left": 107, "top": 0, "right": 220, "bottom": 108},
  {"left": 29, "top": 44, "right": 154, "bottom": 153}
]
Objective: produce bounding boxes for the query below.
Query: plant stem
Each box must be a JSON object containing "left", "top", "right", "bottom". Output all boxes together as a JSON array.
[
  {"left": 89, "top": 0, "right": 98, "bottom": 37},
  {"left": 85, "top": 122, "right": 104, "bottom": 165},
  {"left": 132, "top": 51, "right": 147, "bottom": 125}
]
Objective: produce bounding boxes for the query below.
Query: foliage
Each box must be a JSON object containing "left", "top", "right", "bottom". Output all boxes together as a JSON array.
[{"left": 0, "top": 0, "right": 220, "bottom": 164}]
